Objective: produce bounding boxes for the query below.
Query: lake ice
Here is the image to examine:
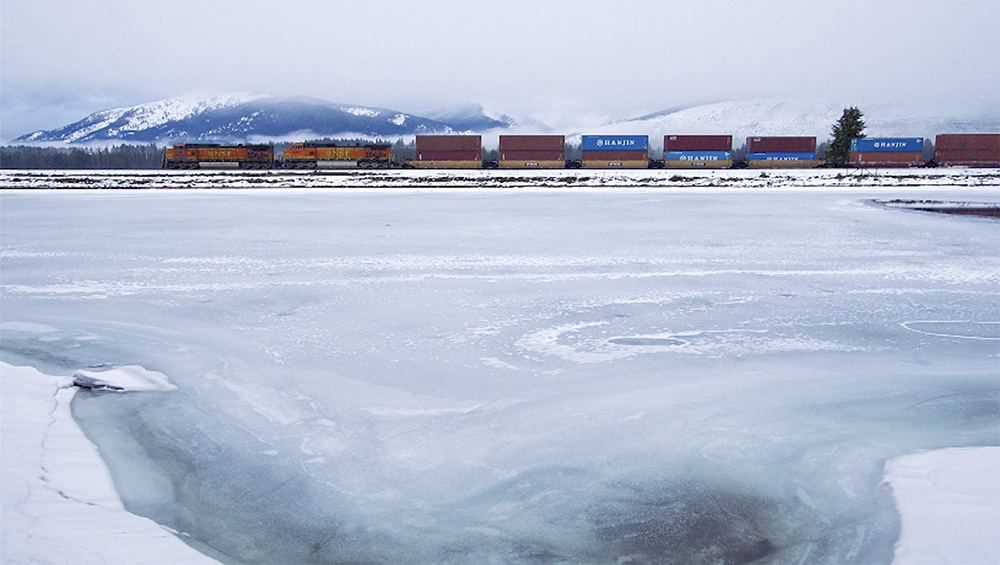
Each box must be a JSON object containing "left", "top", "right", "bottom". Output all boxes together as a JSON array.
[{"left": 1, "top": 183, "right": 998, "bottom": 564}]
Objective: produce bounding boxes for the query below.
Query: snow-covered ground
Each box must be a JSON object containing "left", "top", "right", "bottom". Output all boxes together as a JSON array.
[
  {"left": 2, "top": 167, "right": 999, "bottom": 191},
  {"left": 1, "top": 176, "right": 998, "bottom": 564}
]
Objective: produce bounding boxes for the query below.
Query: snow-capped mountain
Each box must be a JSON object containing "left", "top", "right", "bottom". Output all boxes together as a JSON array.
[
  {"left": 13, "top": 95, "right": 997, "bottom": 147},
  {"left": 596, "top": 98, "right": 999, "bottom": 148},
  {"left": 14, "top": 95, "right": 517, "bottom": 144},
  {"left": 422, "top": 103, "right": 517, "bottom": 133}
]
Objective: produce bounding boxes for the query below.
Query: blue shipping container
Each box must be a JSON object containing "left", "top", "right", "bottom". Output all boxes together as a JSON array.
[
  {"left": 850, "top": 138, "right": 923, "bottom": 153},
  {"left": 664, "top": 151, "right": 731, "bottom": 162},
  {"left": 581, "top": 135, "right": 648, "bottom": 152},
  {"left": 747, "top": 152, "right": 815, "bottom": 161}
]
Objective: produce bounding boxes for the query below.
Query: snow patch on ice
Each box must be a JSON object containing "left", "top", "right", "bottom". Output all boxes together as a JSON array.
[
  {"left": 900, "top": 320, "right": 1000, "bottom": 341},
  {"left": 885, "top": 447, "right": 1000, "bottom": 565},
  {"left": 72, "top": 365, "right": 177, "bottom": 392},
  {"left": 481, "top": 357, "right": 519, "bottom": 370}
]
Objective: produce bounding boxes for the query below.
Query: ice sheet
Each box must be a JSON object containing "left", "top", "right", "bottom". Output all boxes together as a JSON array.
[{"left": 2, "top": 180, "right": 998, "bottom": 563}]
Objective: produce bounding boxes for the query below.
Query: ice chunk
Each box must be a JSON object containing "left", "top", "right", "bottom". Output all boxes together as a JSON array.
[{"left": 72, "top": 365, "right": 177, "bottom": 392}]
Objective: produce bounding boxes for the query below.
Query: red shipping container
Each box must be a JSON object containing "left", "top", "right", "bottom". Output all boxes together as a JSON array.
[
  {"left": 746, "top": 136, "right": 816, "bottom": 153},
  {"left": 417, "top": 150, "right": 481, "bottom": 161},
  {"left": 664, "top": 135, "right": 732, "bottom": 151},
  {"left": 500, "top": 150, "right": 564, "bottom": 161},
  {"left": 499, "top": 135, "right": 564, "bottom": 151},
  {"left": 581, "top": 150, "right": 648, "bottom": 161},
  {"left": 934, "top": 149, "right": 1000, "bottom": 166},
  {"left": 934, "top": 134, "right": 1000, "bottom": 151},
  {"left": 850, "top": 152, "right": 924, "bottom": 166},
  {"left": 416, "top": 135, "right": 482, "bottom": 152}
]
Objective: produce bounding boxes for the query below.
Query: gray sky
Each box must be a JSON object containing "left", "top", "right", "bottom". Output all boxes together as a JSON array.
[{"left": 2, "top": 0, "right": 998, "bottom": 141}]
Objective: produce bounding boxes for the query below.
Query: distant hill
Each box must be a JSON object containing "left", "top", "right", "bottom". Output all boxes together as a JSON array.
[
  {"left": 13, "top": 95, "right": 517, "bottom": 145},
  {"left": 422, "top": 103, "right": 517, "bottom": 134}
]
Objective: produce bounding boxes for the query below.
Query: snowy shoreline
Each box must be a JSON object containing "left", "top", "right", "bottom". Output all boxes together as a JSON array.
[
  {"left": 0, "top": 362, "right": 221, "bottom": 564},
  {"left": 2, "top": 360, "right": 996, "bottom": 564}
]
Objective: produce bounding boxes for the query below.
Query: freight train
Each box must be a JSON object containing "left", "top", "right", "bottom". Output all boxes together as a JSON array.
[{"left": 162, "top": 133, "right": 1000, "bottom": 170}]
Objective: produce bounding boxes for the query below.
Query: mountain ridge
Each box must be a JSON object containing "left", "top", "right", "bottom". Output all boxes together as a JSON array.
[
  {"left": 12, "top": 95, "right": 999, "bottom": 147},
  {"left": 14, "top": 95, "right": 517, "bottom": 145}
]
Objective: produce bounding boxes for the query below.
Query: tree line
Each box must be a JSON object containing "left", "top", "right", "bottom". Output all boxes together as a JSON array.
[{"left": 1, "top": 144, "right": 164, "bottom": 169}]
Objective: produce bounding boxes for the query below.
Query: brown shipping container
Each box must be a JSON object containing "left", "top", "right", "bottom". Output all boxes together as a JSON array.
[
  {"left": 663, "top": 135, "right": 732, "bottom": 151},
  {"left": 417, "top": 150, "right": 481, "bottom": 162},
  {"left": 746, "top": 136, "right": 817, "bottom": 153},
  {"left": 499, "top": 135, "right": 565, "bottom": 151},
  {"left": 411, "top": 160, "right": 482, "bottom": 169},
  {"left": 934, "top": 134, "right": 1000, "bottom": 151},
  {"left": 581, "top": 150, "right": 648, "bottom": 161},
  {"left": 935, "top": 149, "right": 1000, "bottom": 166},
  {"left": 663, "top": 159, "right": 732, "bottom": 169},
  {"left": 581, "top": 159, "right": 649, "bottom": 169},
  {"left": 416, "top": 135, "right": 482, "bottom": 152},
  {"left": 499, "top": 160, "right": 565, "bottom": 169},
  {"left": 850, "top": 152, "right": 923, "bottom": 166},
  {"left": 500, "top": 150, "right": 564, "bottom": 161}
]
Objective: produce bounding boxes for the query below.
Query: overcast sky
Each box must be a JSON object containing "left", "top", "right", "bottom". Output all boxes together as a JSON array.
[{"left": 2, "top": 0, "right": 998, "bottom": 140}]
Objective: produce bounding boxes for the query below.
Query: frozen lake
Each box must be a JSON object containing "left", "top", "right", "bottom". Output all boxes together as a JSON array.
[{"left": 2, "top": 179, "right": 998, "bottom": 564}]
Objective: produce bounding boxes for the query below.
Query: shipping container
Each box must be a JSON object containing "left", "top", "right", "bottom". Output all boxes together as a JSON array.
[
  {"left": 416, "top": 150, "right": 482, "bottom": 162},
  {"left": 581, "top": 149, "right": 648, "bottom": 168},
  {"left": 849, "top": 152, "right": 924, "bottom": 167},
  {"left": 934, "top": 133, "right": 1000, "bottom": 151},
  {"left": 409, "top": 160, "right": 482, "bottom": 169},
  {"left": 499, "top": 135, "right": 565, "bottom": 152},
  {"left": 662, "top": 151, "right": 731, "bottom": 169},
  {"left": 499, "top": 150, "right": 565, "bottom": 161},
  {"left": 663, "top": 151, "right": 731, "bottom": 162},
  {"left": 746, "top": 152, "right": 820, "bottom": 168},
  {"left": 933, "top": 149, "right": 1000, "bottom": 167},
  {"left": 499, "top": 160, "right": 565, "bottom": 169},
  {"left": 850, "top": 138, "right": 923, "bottom": 153},
  {"left": 663, "top": 159, "right": 733, "bottom": 169},
  {"left": 581, "top": 135, "right": 648, "bottom": 152},
  {"left": 746, "top": 152, "right": 816, "bottom": 161},
  {"left": 581, "top": 159, "right": 649, "bottom": 169},
  {"left": 580, "top": 150, "right": 648, "bottom": 161},
  {"left": 415, "top": 135, "right": 482, "bottom": 152},
  {"left": 746, "top": 136, "right": 816, "bottom": 153},
  {"left": 663, "top": 135, "right": 732, "bottom": 152}
]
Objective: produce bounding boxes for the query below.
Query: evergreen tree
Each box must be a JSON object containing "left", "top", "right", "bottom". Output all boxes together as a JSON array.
[{"left": 828, "top": 107, "right": 866, "bottom": 165}]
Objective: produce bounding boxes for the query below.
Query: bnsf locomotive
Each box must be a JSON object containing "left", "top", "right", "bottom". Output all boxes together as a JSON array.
[
  {"left": 163, "top": 143, "right": 274, "bottom": 169},
  {"left": 163, "top": 133, "right": 1000, "bottom": 170},
  {"left": 282, "top": 142, "right": 392, "bottom": 169}
]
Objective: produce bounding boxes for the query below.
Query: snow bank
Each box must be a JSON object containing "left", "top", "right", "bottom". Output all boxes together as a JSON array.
[
  {"left": 885, "top": 447, "right": 1000, "bottom": 565},
  {"left": 0, "top": 362, "right": 219, "bottom": 564}
]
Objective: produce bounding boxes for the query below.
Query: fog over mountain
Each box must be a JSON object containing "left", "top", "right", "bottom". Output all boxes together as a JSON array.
[
  {"left": 13, "top": 95, "right": 517, "bottom": 145},
  {"left": 13, "top": 94, "right": 999, "bottom": 149}
]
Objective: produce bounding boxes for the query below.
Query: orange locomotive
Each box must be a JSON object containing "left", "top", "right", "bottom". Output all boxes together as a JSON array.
[
  {"left": 163, "top": 143, "right": 273, "bottom": 169},
  {"left": 281, "top": 142, "right": 392, "bottom": 169}
]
